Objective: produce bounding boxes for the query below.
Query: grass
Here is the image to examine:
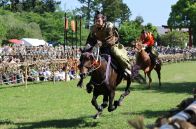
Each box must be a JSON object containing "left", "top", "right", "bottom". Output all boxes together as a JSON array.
[{"left": 0, "top": 61, "right": 196, "bottom": 129}]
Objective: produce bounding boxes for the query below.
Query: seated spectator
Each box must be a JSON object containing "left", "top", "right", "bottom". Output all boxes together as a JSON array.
[
  {"left": 69, "top": 67, "right": 76, "bottom": 80},
  {"left": 44, "top": 68, "right": 52, "bottom": 81}
]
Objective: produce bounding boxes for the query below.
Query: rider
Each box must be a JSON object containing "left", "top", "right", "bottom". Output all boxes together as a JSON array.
[
  {"left": 140, "top": 30, "right": 158, "bottom": 64},
  {"left": 83, "top": 11, "right": 132, "bottom": 76}
]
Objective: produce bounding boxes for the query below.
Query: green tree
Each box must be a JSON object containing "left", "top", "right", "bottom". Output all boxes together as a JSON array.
[
  {"left": 17, "top": 11, "right": 64, "bottom": 42},
  {"left": 143, "top": 23, "right": 158, "bottom": 40},
  {"left": 0, "top": 9, "right": 42, "bottom": 44},
  {"left": 0, "top": 0, "right": 61, "bottom": 13},
  {"left": 76, "top": 0, "right": 131, "bottom": 27},
  {"left": 76, "top": 0, "right": 100, "bottom": 29},
  {"left": 119, "top": 3, "right": 131, "bottom": 23},
  {"left": 119, "top": 21, "right": 142, "bottom": 46},
  {"left": 168, "top": 0, "right": 196, "bottom": 46},
  {"left": 134, "top": 16, "right": 144, "bottom": 25},
  {"left": 99, "top": 0, "right": 131, "bottom": 23},
  {"left": 159, "top": 31, "right": 188, "bottom": 48}
]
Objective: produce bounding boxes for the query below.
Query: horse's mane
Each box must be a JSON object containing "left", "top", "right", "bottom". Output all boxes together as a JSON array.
[{"left": 134, "top": 41, "right": 145, "bottom": 53}]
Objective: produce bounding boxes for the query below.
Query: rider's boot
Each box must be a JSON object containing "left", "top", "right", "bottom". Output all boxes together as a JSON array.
[
  {"left": 149, "top": 51, "right": 158, "bottom": 65},
  {"left": 151, "top": 48, "right": 159, "bottom": 64}
]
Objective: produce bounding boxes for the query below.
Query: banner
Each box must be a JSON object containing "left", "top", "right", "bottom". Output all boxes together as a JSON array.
[
  {"left": 71, "top": 20, "right": 75, "bottom": 32},
  {"left": 65, "top": 18, "right": 68, "bottom": 30}
]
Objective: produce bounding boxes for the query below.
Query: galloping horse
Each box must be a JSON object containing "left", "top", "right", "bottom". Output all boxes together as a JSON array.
[
  {"left": 134, "top": 41, "right": 161, "bottom": 88},
  {"left": 77, "top": 51, "right": 132, "bottom": 118}
]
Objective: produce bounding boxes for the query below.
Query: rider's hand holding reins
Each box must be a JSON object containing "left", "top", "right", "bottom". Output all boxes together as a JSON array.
[{"left": 96, "top": 40, "right": 102, "bottom": 47}]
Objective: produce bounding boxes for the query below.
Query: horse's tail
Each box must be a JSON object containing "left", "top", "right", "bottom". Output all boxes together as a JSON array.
[{"left": 133, "top": 73, "right": 146, "bottom": 84}]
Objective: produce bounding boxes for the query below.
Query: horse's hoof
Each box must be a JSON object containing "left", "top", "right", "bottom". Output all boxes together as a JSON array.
[
  {"left": 97, "top": 106, "right": 103, "bottom": 112},
  {"left": 77, "top": 83, "right": 83, "bottom": 88},
  {"left": 93, "top": 112, "right": 102, "bottom": 119},
  {"left": 86, "top": 86, "right": 93, "bottom": 93},
  {"left": 108, "top": 108, "right": 113, "bottom": 112},
  {"left": 108, "top": 106, "right": 116, "bottom": 112},
  {"left": 87, "top": 89, "right": 92, "bottom": 93},
  {"left": 77, "top": 85, "right": 82, "bottom": 88},
  {"left": 114, "top": 100, "right": 120, "bottom": 107},
  {"left": 147, "top": 86, "right": 151, "bottom": 89},
  {"left": 93, "top": 114, "right": 99, "bottom": 119},
  {"left": 118, "top": 101, "right": 123, "bottom": 106}
]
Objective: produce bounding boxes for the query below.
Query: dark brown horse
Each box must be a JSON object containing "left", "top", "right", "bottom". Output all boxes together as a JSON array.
[
  {"left": 134, "top": 41, "right": 161, "bottom": 88},
  {"left": 77, "top": 52, "right": 132, "bottom": 118}
]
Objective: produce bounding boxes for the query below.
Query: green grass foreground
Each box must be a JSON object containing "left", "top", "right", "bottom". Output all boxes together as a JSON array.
[{"left": 0, "top": 61, "right": 196, "bottom": 129}]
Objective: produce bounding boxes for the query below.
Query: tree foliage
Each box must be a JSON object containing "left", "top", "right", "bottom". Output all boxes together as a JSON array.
[
  {"left": 0, "top": 0, "right": 61, "bottom": 13},
  {"left": 76, "top": 0, "right": 100, "bottom": 29},
  {"left": 100, "top": 0, "right": 131, "bottom": 23},
  {"left": 168, "top": 0, "right": 196, "bottom": 46},
  {"left": 159, "top": 31, "right": 189, "bottom": 48},
  {"left": 118, "top": 21, "right": 142, "bottom": 46},
  {"left": 77, "top": 0, "right": 131, "bottom": 27},
  {"left": 118, "top": 16, "right": 158, "bottom": 46},
  {"left": 144, "top": 23, "right": 158, "bottom": 40},
  {"left": 0, "top": 8, "right": 90, "bottom": 45},
  {"left": 0, "top": 9, "right": 42, "bottom": 44}
]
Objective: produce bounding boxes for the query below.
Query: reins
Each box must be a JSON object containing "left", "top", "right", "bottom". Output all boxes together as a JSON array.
[
  {"left": 83, "top": 52, "right": 101, "bottom": 75},
  {"left": 81, "top": 52, "right": 111, "bottom": 86},
  {"left": 91, "top": 54, "right": 111, "bottom": 86}
]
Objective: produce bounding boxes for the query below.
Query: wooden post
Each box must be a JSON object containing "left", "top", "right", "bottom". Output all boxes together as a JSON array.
[
  {"left": 25, "top": 62, "right": 28, "bottom": 88},
  {"left": 75, "top": 17, "right": 78, "bottom": 58},
  {"left": 79, "top": 16, "right": 82, "bottom": 48},
  {"left": 188, "top": 27, "right": 192, "bottom": 47},
  {"left": 53, "top": 62, "right": 56, "bottom": 84}
]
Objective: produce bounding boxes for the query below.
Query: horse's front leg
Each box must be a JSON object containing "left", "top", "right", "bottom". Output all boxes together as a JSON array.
[
  {"left": 91, "top": 93, "right": 103, "bottom": 119},
  {"left": 101, "top": 94, "right": 108, "bottom": 109},
  {"left": 77, "top": 74, "right": 84, "bottom": 87},
  {"left": 93, "top": 94, "right": 108, "bottom": 119},
  {"left": 86, "top": 82, "right": 93, "bottom": 93},
  {"left": 108, "top": 91, "right": 117, "bottom": 112}
]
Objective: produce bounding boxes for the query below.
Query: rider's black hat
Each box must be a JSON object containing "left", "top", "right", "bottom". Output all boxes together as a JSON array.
[{"left": 94, "top": 11, "right": 107, "bottom": 22}]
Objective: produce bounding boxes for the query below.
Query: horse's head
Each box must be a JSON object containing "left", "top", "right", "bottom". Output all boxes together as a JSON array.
[
  {"left": 134, "top": 41, "right": 144, "bottom": 52},
  {"left": 78, "top": 52, "right": 98, "bottom": 77}
]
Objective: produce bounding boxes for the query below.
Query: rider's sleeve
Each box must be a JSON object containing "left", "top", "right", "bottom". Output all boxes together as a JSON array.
[
  {"left": 85, "top": 26, "right": 97, "bottom": 47},
  {"left": 105, "top": 22, "right": 117, "bottom": 46},
  {"left": 86, "top": 33, "right": 93, "bottom": 46}
]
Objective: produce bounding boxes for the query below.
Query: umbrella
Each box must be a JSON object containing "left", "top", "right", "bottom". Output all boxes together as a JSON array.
[{"left": 8, "top": 39, "right": 23, "bottom": 44}]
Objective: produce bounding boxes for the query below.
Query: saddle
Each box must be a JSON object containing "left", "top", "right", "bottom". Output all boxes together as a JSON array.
[
  {"left": 101, "top": 54, "right": 124, "bottom": 75},
  {"left": 144, "top": 50, "right": 158, "bottom": 65}
]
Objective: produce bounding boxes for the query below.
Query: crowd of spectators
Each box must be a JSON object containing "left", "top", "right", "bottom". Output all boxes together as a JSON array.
[
  {"left": 0, "top": 44, "right": 196, "bottom": 85},
  {"left": 0, "top": 44, "right": 80, "bottom": 85}
]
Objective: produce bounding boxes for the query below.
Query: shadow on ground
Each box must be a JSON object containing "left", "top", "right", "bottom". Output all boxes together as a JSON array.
[
  {"left": 117, "top": 81, "right": 196, "bottom": 94},
  {"left": 0, "top": 116, "right": 99, "bottom": 129},
  {"left": 122, "top": 109, "right": 168, "bottom": 119}
]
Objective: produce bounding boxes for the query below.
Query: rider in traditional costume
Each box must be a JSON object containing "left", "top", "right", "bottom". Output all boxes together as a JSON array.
[
  {"left": 140, "top": 30, "right": 158, "bottom": 64},
  {"left": 83, "top": 11, "right": 132, "bottom": 76}
]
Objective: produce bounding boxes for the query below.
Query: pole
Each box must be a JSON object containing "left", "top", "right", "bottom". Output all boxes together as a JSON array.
[
  {"left": 189, "top": 27, "right": 192, "bottom": 47},
  {"left": 64, "top": 12, "right": 67, "bottom": 57},
  {"left": 75, "top": 17, "right": 78, "bottom": 58},
  {"left": 79, "top": 16, "right": 82, "bottom": 48}
]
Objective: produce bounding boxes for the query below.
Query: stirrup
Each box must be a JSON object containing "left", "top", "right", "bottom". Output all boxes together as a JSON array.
[
  {"left": 125, "top": 68, "right": 132, "bottom": 75},
  {"left": 155, "top": 59, "right": 159, "bottom": 65}
]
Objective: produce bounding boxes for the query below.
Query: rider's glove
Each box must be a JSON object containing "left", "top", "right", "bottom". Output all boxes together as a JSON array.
[
  {"left": 96, "top": 40, "right": 102, "bottom": 47},
  {"left": 142, "top": 44, "right": 148, "bottom": 50}
]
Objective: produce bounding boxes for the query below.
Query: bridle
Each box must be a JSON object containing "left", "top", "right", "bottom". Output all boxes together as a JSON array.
[
  {"left": 135, "top": 43, "right": 143, "bottom": 53},
  {"left": 80, "top": 52, "right": 102, "bottom": 76}
]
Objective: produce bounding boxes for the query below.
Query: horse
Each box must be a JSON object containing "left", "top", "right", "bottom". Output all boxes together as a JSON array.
[
  {"left": 77, "top": 51, "right": 133, "bottom": 119},
  {"left": 134, "top": 41, "right": 161, "bottom": 88}
]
